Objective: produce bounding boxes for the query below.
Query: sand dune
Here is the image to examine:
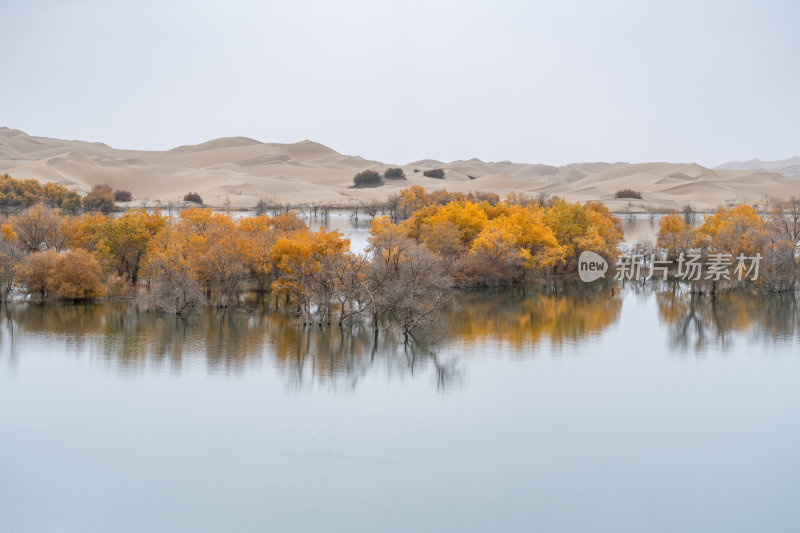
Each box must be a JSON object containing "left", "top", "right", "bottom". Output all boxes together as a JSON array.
[
  {"left": 716, "top": 156, "right": 800, "bottom": 178},
  {"left": 1, "top": 127, "right": 798, "bottom": 210}
]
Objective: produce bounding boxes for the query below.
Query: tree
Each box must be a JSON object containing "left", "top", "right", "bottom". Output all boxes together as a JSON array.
[
  {"left": 366, "top": 218, "right": 453, "bottom": 332},
  {"left": 768, "top": 196, "right": 800, "bottom": 253},
  {"left": 83, "top": 184, "right": 115, "bottom": 213},
  {"left": 403, "top": 200, "right": 488, "bottom": 254},
  {"left": 9, "top": 205, "right": 64, "bottom": 252},
  {"left": 543, "top": 200, "right": 623, "bottom": 271},
  {"left": 21, "top": 251, "right": 61, "bottom": 300},
  {"left": 55, "top": 249, "right": 106, "bottom": 300},
  {"left": 682, "top": 204, "right": 697, "bottom": 226},
  {"left": 0, "top": 174, "right": 78, "bottom": 209},
  {"left": 190, "top": 220, "right": 249, "bottom": 307},
  {"left": 114, "top": 189, "right": 133, "bottom": 202},
  {"left": 73, "top": 209, "right": 166, "bottom": 284},
  {"left": 183, "top": 192, "right": 203, "bottom": 204},
  {"left": 397, "top": 186, "right": 431, "bottom": 217},
  {"left": 696, "top": 204, "right": 766, "bottom": 256},
  {"left": 384, "top": 167, "right": 406, "bottom": 180},
  {"left": 254, "top": 198, "right": 270, "bottom": 216},
  {"left": 270, "top": 228, "right": 350, "bottom": 323},
  {"left": 423, "top": 168, "right": 445, "bottom": 179},
  {"left": 141, "top": 224, "right": 202, "bottom": 315},
  {"left": 270, "top": 211, "right": 307, "bottom": 232},
  {"left": 471, "top": 205, "right": 563, "bottom": 279},
  {"left": 0, "top": 223, "right": 26, "bottom": 302},
  {"left": 353, "top": 170, "right": 383, "bottom": 187},
  {"left": 614, "top": 189, "right": 642, "bottom": 199},
  {"left": 657, "top": 211, "right": 694, "bottom": 260},
  {"left": 61, "top": 192, "right": 83, "bottom": 213}
]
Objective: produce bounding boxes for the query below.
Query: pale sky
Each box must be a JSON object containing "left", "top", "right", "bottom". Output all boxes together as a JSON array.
[{"left": 3, "top": 0, "right": 798, "bottom": 166}]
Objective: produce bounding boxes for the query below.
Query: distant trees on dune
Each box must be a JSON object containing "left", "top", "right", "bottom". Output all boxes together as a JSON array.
[
  {"left": 383, "top": 168, "right": 406, "bottom": 180},
  {"left": 183, "top": 192, "right": 203, "bottom": 205},
  {"left": 614, "top": 188, "right": 643, "bottom": 199},
  {"left": 423, "top": 168, "right": 445, "bottom": 179},
  {"left": 352, "top": 170, "right": 383, "bottom": 187}
]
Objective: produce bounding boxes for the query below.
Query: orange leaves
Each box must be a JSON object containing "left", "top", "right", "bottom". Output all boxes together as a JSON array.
[
  {"left": 55, "top": 249, "right": 106, "bottom": 300},
  {"left": 401, "top": 200, "right": 488, "bottom": 259},
  {"left": 471, "top": 205, "right": 562, "bottom": 270},
  {"left": 370, "top": 191, "right": 623, "bottom": 279},
  {"left": 269, "top": 228, "right": 351, "bottom": 321},
  {"left": 657, "top": 212, "right": 693, "bottom": 259},
  {"left": 1, "top": 223, "right": 16, "bottom": 242},
  {"left": 543, "top": 200, "right": 623, "bottom": 269},
  {"left": 21, "top": 249, "right": 105, "bottom": 300},
  {"left": 68, "top": 209, "right": 166, "bottom": 283},
  {"left": 696, "top": 205, "right": 766, "bottom": 256},
  {"left": 270, "top": 228, "right": 350, "bottom": 292}
]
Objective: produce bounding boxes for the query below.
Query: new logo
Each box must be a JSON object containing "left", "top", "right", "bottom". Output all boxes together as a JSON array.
[{"left": 578, "top": 251, "right": 608, "bottom": 282}]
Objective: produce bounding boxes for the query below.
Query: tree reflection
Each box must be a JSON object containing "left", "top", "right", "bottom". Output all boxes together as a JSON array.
[
  {"left": 448, "top": 282, "right": 621, "bottom": 350},
  {"left": 0, "top": 283, "right": 624, "bottom": 389},
  {"left": 656, "top": 284, "right": 800, "bottom": 350}
]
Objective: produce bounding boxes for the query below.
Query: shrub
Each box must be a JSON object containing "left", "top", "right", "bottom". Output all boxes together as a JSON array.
[
  {"left": 423, "top": 168, "right": 445, "bottom": 179},
  {"left": 614, "top": 189, "right": 643, "bottom": 199},
  {"left": 114, "top": 189, "right": 133, "bottom": 202},
  {"left": 21, "top": 250, "right": 60, "bottom": 300},
  {"left": 0, "top": 174, "right": 76, "bottom": 209},
  {"left": 55, "top": 249, "right": 106, "bottom": 300},
  {"left": 184, "top": 192, "right": 203, "bottom": 204},
  {"left": 352, "top": 170, "right": 383, "bottom": 187},
  {"left": 384, "top": 168, "right": 406, "bottom": 180},
  {"left": 83, "top": 184, "right": 115, "bottom": 213},
  {"left": 61, "top": 192, "right": 83, "bottom": 213}
]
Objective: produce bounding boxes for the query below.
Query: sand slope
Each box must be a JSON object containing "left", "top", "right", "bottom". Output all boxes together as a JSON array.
[{"left": 1, "top": 127, "right": 798, "bottom": 210}]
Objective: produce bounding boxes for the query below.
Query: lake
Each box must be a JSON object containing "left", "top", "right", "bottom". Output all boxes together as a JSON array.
[{"left": 1, "top": 283, "right": 799, "bottom": 532}]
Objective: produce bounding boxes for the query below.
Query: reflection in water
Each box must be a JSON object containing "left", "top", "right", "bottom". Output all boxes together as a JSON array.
[
  {"left": 448, "top": 282, "right": 621, "bottom": 350},
  {"left": 2, "top": 284, "right": 797, "bottom": 387},
  {"left": 0, "top": 285, "right": 621, "bottom": 388},
  {"left": 656, "top": 285, "right": 800, "bottom": 350},
  {"left": 0, "top": 303, "right": 464, "bottom": 390}
]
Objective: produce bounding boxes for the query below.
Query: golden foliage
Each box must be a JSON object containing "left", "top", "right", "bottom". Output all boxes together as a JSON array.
[{"left": 55, "top": 249, "right": 106, "bottom": 300}]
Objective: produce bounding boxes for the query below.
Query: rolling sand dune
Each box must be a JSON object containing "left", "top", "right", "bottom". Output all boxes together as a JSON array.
[
  {"left": 716, "top": 156, "right": 800, "bottom": 178},
  {"left": 2, "top": 127, "right": 799, "bottom": 210}
]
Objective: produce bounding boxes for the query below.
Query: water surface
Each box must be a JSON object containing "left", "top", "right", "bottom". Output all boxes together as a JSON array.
[{"left": 1, "top": 285, "right": 799, "bottom": 532}]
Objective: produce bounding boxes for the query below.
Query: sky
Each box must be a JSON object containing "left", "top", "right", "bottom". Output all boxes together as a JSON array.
[{"left": 2, "top": 0, "right": 799, "bottom": 166}]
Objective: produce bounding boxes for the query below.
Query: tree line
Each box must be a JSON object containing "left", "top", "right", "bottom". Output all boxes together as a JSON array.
[
  {"left": 655, "top": 200, "right": 800, "bottom": 291},
  {"left": 3, "top": 175, "right": 800, "bottom": 331}
]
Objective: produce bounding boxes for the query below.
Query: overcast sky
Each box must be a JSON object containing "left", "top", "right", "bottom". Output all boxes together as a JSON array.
[{"left": 3, "top": 0, "right": 798, "bottom": 166}]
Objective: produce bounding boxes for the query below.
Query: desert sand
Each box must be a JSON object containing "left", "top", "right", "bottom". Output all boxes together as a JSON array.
[{"left": 1, "top": 127, "right": 798, "bottom": 211}]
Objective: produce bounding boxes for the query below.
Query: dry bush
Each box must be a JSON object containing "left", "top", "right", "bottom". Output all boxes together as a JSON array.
[
  {"left": 614, "top": 189, "right": 643, "bottom": 199},
  {"left": 183, "top": 192, "right": 203, "bottom": 204},
  {"left": 353, "top": 170, "right": 383, "bottom": 187},
  {"left": 84, "top": 184, "right": 115, "bottom": 213},
  {"left": 114, "top": 190, "right": 133, "bottom": 202},
  {"left": 383, "top": 167, "right": 406, "bottom": 180},
  {"left": 423, "top": 168, "right": 445, "bottom": 179}
]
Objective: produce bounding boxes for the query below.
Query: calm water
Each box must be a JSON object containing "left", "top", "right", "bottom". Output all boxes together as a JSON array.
[{"left": 1, "top": 285, "right": 799, "bottom": 532}]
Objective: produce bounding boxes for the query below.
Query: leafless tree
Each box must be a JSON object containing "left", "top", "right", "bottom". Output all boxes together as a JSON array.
[
  {"left": 9, "top": 205, "right": 63, "bottom": 253},
  {"left": 768, "top": 196, "right": 800, "bottom": 253}
]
